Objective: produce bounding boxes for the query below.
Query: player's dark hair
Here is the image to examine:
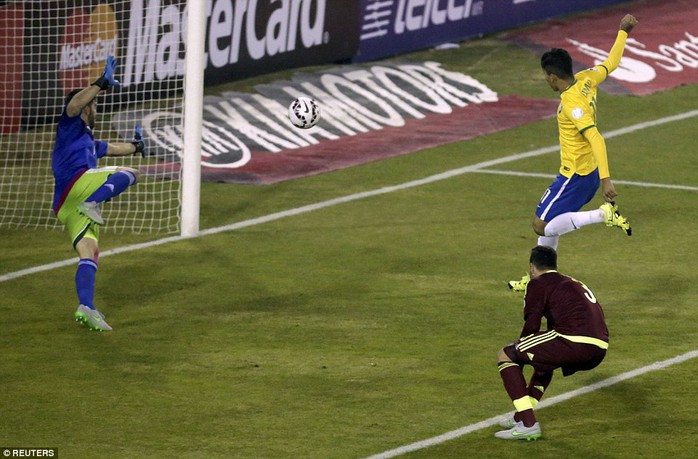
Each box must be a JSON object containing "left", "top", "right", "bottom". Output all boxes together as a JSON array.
[
  {"left": 541, "top": 48, "right": 574, "bottom": 79},
  {"left": 64, "top": 88, "right": 83, "bottom": 107},
  {"left": 530, "top": 245, "right": 558, "bottom": 270}
]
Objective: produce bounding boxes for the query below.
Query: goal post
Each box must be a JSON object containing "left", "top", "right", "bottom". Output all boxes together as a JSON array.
[{"left": 180, "top": 0, "right": 205, "bottom": 238}]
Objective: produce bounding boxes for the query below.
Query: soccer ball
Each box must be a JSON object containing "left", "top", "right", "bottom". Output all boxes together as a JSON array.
[{"left": 288, "top": 96, "right": 320, "bottom": 129}]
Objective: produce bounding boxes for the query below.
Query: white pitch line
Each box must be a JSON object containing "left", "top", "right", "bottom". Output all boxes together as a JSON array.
[
  {"left": 2, "top": 109, "right": 698, "bottom": 283},
  {"left": 474, "top": 169, "right": 698, "bottom": 191},
  {"left": 364, "top": 349, "right": 698, "bottom": 459}
]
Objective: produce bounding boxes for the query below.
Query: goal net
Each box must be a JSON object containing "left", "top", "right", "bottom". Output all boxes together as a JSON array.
[{"left": 0, "top": 1, "right": 183, "bottom": 234}]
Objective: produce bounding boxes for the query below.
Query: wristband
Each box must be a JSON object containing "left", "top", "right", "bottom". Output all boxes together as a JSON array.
[{"left": 93, "top": 76, "right": 110, "bottom": 91}]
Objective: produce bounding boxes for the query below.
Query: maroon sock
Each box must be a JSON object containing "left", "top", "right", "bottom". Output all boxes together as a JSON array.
[
  {"left": 529, "top": 369, "right": 554, "bottom": 403},
  {"left": 517, "top": 409, "right": 536, "bottom": 427},
  {"left": 498, "top": 361, "right": 537, "bottom": 427},
  {"left": 498, "top": 362, "right": 527, "bottom": 399}
]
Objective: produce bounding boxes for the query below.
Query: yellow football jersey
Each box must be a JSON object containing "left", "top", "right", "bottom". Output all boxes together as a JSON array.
[{"left": 555, "top": 30, "right": 628, "bottom": 179}]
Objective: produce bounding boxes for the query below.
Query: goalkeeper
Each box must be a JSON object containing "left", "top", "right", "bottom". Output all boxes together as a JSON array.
[{"left": 51, "top": 55, "right": 146, "bottom": 332}]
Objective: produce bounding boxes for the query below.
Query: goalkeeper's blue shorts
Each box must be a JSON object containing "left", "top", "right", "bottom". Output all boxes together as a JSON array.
[{"left": 535, "top": 169, "right": 600, "bottom": 222}]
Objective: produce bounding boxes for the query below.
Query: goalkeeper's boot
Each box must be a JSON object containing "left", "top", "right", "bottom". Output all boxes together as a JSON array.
[
  {"left": 508, "top": 274, "right": 530, "bottom": 292},
  {"left": 494, "top": 421, "right": 542, "bottom": 441},
  {"left": 600, "top": 202, "right": 631, "bottom": 236},
  {"left": 75, "top": 304, "right": 112, "bottom": 331},
  {"left": 77, "top": 201, "right": 104, "bottom": 225}
]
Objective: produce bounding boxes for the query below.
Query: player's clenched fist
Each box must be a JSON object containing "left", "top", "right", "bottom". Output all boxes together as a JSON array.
[{"left": 620, "top": 14, "right": 638, "bottom": 34}]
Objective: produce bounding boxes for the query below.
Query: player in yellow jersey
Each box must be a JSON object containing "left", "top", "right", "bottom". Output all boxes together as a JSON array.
[{"left": 509, "top": 14, "right": 638, "bottom": 292}]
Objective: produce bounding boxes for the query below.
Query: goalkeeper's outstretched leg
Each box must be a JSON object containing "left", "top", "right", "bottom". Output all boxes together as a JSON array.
[{"left": 78, "top": 168, "right": 140, "bottom": 225}]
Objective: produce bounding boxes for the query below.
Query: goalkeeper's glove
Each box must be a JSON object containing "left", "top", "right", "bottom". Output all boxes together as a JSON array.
[
  {"left": 131, "top": 125, "right": 147, "bottom": 157},
  {"left": 93, "top": 55, "right": 120, "bottom": 90}
]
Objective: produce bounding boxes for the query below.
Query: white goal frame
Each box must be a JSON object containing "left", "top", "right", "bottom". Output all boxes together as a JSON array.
[{"left": 181, "top": 0, "right": 205, "bottom": 237}]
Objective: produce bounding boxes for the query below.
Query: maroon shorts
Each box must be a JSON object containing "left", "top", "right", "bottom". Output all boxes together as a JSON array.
[{"left": 504, "top": 331, "right": 607, "bottom": 377}]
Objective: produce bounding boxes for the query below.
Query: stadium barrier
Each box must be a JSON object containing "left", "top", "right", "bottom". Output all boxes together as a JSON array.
[
  {"left": 356, "top": 0, "right": 630, "bottom": 62},
  {"left": 1, "top": 0, "right": 635, "bottom": 134},
  {"left": 1, "top": 0, "right": 361, "bottom": 134}
]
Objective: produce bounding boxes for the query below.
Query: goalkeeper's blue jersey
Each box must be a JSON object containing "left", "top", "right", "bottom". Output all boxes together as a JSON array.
[{"left": 51, "top": 111, "right": 108, "bottom": 212}]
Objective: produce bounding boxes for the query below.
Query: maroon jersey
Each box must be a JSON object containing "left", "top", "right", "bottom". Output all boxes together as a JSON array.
[{"left": 522, "top": 271, "right": 609, "bottom": 344}]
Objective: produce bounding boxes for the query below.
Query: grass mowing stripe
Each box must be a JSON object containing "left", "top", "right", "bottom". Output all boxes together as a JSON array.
[
  {"left": 2, "top": 109, "right": 698, "bottom": 283},
  {"left": 364, "top": 349, "right": 698, "bottom": 459}
]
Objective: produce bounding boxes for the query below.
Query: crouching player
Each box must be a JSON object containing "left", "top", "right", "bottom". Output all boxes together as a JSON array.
[{"left": 496, "top": 246, "right": 609, "bottom": 440}]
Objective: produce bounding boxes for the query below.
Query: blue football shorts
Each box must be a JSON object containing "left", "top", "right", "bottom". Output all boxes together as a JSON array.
[{"left": 535, "top": 169, "right": 600, "bottom": 221}]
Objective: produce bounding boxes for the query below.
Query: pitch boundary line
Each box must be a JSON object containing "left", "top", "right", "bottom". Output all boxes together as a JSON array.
[
  {"left": 473, "top": 169, "right": 698, "bottom": 191},
  {"left": 1, "top": 109, "right": 698, "bottom": 283},
  {"left": 364, "top": 349, "right": 698, "bottom": 459}
]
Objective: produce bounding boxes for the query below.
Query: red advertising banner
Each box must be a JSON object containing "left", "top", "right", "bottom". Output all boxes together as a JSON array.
[
  {"left": 111, "top": 61, "right": 560, "bottom": 185},
  {"left": 193, "top": 95, "right": 559, "bottom": 184},
  {"left": 0, "top": 3, "right": 24, "bottom": 134},
  {"left": 508, "top": 0, "right": 698, "bottom": 95}
]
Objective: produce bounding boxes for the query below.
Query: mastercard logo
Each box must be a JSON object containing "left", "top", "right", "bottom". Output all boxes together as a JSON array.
[{"left": 59, "top": 4, "right": 118, "bottom": 94}]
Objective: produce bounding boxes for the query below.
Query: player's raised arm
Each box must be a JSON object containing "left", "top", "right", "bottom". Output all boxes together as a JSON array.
[
  {"left": 65, "top": 55, "right": 121, "bottom": 117},
  {"left": 601, "top": 14, "right": 639, "bottom": 76},
  {"left": 65, "top": 86, "right": 101, "bottom": 118}
]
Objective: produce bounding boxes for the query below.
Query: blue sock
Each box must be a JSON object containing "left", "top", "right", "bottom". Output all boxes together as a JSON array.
[
  {"left": 85, "top": 171, "right": 136, "bottom": 204},
  {"left": 75, "top": 258, "right": 98, "bottom": 309}
]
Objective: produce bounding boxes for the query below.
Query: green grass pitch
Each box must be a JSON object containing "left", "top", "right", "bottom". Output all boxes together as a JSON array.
[{"left": 1, "top": 37, "right": 697, "bottom": 458}]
